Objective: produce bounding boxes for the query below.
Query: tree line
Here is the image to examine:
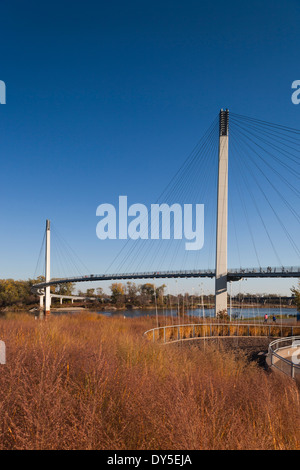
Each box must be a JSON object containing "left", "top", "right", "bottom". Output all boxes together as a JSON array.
[
  {"left": 0, "top": 278, "right": 299, "bottom": 311},
  {"left": 0, "top": 276, "right": 76, "bottom": 309}
]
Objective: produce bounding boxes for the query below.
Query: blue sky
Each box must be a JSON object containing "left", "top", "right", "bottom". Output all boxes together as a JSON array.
[{"left": 0, "top": 0, "right": 299, "bottom": 295}]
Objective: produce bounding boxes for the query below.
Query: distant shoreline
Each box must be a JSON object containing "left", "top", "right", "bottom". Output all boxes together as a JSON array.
[{"left": 0, "top": 303, "right": 297, "bottom": 314}]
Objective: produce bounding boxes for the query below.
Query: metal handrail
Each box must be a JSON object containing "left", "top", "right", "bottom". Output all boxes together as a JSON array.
[
  {"left": 144, "top": 322, "right": 299, "bottom": 345},
  {"left": 32, "top": 266, "right": 300, "bottom": 290},
  {"left": 268, "top": 336, "right": 300, "bottom": 379}
]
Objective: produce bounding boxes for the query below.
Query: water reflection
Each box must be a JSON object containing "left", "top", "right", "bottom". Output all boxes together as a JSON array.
[
  {"left": 96, "top": 307, "right": 297, "bottom": 320},
  {"left": 50, "top": 307, "right": 297, "bottom": 320}
]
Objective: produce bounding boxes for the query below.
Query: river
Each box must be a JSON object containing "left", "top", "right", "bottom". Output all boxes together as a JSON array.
[{"left": 53, "top": 306, "right": 298, "bottom": 320}]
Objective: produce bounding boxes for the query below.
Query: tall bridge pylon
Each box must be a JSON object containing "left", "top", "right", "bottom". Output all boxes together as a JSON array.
[
  {"left": 215, "top": 109, "right": 229, "bottom": 315},
  {"left": 44, "top": 219, "right": 51, "bottom": 317},
  {"left": 34, "top": 109, "right": 300, "bottom": 317}
]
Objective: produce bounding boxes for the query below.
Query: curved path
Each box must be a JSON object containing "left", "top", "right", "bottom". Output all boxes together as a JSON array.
[
  {"left": 143, "top": 322, "right": 300, "bottom": 344},
  {"left": 267, "top": 337, "right": 300, "bottom": 383},
  {"left": 144, "top": 324, "right": 300, "bottom": 382}
]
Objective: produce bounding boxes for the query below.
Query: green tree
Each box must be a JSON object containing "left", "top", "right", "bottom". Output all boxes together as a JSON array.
[
  {"left": 55, "top": 282, "right": 75, "bottom": 296},
  {"left": 126, "top": 282, "right": 139, "bottom": 305},
  {"left": 140, "top": 283, "right": 155, "bottom": 305},
  {"left": 156, "top": 284, "right": 166, "bottom": 306},
  {"left": 0, "top": 278, "right": 39, "bottom": 307},
  {"left": 110, "top": 283, "right": 125, "bottom": 305},
  {"left": 291, "top": 282, "right": 300, "bottom": 311},
  {"left": 96, "top": 287, "right": 104, "bottom": 301},
  {"left": 86, "top": 288, "right": 95, "bottom": 298}
]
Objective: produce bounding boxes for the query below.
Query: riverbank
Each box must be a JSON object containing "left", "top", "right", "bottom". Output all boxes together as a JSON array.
[{"left": 0, "top": 301, "right": 296, "bottom": 314}]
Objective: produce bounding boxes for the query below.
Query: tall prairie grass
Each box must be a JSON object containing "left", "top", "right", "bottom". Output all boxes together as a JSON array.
[{"left": 0, "top": 313, "right": 299, "bottom": 450}]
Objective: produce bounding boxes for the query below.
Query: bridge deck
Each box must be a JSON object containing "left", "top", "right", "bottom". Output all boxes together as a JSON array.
[{"left": 32, "top": 266, "right": 300, "bottom": 290}]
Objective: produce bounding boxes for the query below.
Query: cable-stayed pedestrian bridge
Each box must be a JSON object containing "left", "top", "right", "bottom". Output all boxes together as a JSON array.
[
  {"left": 32, "top": 109, "right": 300, "bottom": 316},
  {"left": 32, "top": 266, "right": 300, "bottom": 291}
]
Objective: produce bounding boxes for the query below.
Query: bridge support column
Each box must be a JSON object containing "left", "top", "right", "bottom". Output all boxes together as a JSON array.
[
  {"left": 45, "top": 219, "right": 51, "bottom": 317},
  {"left": 39, "top": 295, "right": 44, "bottom": 309},
  {"left": 215, "top": 109, "right": 229, "bottom": 316},
  {"left": 60, "top": 298, "right": 63, "bottom": 305}
]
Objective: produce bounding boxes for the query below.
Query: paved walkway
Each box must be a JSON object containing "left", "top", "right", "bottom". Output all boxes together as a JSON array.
[{"left": 268, "top": 346, "right": 300, "bottom": 383}]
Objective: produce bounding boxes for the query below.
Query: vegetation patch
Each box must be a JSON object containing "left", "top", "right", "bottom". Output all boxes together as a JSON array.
[{"left": 0, "top": 313, "right": 299, "bottom": 450}]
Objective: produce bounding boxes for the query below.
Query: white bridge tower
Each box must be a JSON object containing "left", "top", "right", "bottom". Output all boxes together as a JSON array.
[
  {"left": 215, "top": 109, "right": 229, "bottom": 316},
  {"left": 45, "top": 219, "right": 51, "bottom": 317}
]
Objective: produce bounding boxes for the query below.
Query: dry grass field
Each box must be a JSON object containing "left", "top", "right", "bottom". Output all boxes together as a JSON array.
[{"left": 0, "top": 313, "right": 299, "bottom": 450}]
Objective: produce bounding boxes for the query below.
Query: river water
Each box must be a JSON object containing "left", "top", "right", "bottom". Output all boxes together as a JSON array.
[{"left": 85, "top": 307, "right": 298, "bottom": 320}]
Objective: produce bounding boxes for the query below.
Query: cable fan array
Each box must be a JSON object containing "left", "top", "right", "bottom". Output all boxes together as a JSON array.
[
  {"left": 103, "top": 112, "right": 300, "bottom": 275},
  {"left": 34, "top": 112, "right": 300, "bottom": 293}
]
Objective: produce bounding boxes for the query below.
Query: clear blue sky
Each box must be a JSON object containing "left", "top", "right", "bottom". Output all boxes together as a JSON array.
[{"left": 0, "top": 0, "right": 299, "bottom": 295}]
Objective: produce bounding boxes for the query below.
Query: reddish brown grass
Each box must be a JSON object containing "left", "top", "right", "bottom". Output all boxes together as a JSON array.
[{"left": 0, "top": 313, "right": 299, "bottom": 450}]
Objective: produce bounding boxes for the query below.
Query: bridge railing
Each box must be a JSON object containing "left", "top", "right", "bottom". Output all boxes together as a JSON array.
[
  {"left": 144, "top": 323, "right": 300, "bottom": 344},
  {"left": 81, "top": 268, "right": 216, "bottom": 278},
  {"left": 32, "top": 266, "right": 300, "bottom": 290},
  {"left": 268, "top": 336, "right": 300, "bottom": 380},
  {"left": 228, "top": 266, "right": 300, "bottom": 274},
  {"left": 58, "top": 266, "right": 299, "bottom": 279}
]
